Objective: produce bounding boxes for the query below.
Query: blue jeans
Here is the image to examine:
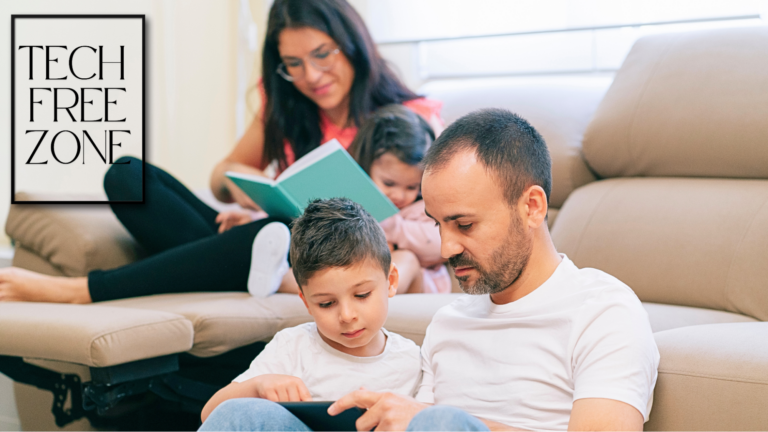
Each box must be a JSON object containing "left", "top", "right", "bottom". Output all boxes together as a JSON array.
[
  {"left": 199, "top": 398, "right": 312, "bottom": 431},
  {"left": 407, "top": 405, "right": 490, "bottom": 431},
  {"left": 199, "top": 399, "right": 488, "bottom": 432}
]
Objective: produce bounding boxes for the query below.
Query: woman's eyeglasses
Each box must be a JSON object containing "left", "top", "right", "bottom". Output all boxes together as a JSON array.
[{"left": 277, "top": 47, "right": 341, "bottom": 82}]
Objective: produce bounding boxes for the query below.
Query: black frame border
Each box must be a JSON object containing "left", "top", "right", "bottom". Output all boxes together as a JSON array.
[{"left": 10, "top": 14, "right": 146, "bottom": 204}]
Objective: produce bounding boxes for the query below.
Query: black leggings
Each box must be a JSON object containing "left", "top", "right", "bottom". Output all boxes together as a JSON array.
[{"left": 87, "top": 157, "right": 289, "bottom": 302}]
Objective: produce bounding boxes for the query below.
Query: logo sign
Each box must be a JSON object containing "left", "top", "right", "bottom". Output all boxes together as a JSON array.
[{"left": 11, "top": 15, "right": 144, "bottom": 203}]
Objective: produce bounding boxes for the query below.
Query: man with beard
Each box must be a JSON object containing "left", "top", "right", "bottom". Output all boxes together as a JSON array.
[{"left": 329, "top": 109, "right": 659, "bottom": 431}]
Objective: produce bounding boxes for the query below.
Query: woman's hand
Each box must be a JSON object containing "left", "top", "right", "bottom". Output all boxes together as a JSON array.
[
  {"left": 223, "top": 177, "right": 262, "bottom": 211},
  {"left": 216, "top": 210, "right": 253, "bottom": 233}
]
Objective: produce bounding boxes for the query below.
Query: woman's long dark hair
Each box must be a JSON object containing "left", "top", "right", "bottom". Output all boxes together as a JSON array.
[
  {"left": 262, "top": 0, "right": 419, "bottom": 171},
  {"left": 348, "top": 104, "right": 435, "bottom": 175}
]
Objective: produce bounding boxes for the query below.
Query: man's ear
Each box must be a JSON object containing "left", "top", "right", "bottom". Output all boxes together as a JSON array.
[
  {"left": 298, "top": 289, "right": 312, "bottom": 316},
  {"left": 521, "top": 185, "right": 548, "bottom": 229},
  {"left": 387, "top": 263, "right": 399, "bottom": 298}
]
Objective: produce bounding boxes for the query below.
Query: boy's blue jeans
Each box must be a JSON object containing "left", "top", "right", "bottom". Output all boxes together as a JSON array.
[{"left": 199, "top": 398, "right": 490, "bottom": 431}]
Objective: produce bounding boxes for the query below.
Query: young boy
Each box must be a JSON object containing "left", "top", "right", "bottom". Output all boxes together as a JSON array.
[{"left": 200, "top": 198, "right": 422, "bottom": 430}]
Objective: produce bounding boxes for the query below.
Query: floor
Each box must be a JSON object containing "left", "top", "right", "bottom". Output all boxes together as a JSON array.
[{"left": 0, "top": 246, "right": 22, "bottom": 431}]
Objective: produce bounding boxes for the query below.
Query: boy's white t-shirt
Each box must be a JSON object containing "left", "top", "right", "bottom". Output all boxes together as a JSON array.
[
  {"left": 416, "top": 255, "right": 659, "bottom": 431},
  {"left": 234, "top": 322, "right": 422, "bottom": 401}
]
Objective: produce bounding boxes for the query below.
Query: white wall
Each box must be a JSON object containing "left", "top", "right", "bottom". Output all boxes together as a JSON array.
[
  {"left": 356, "top": 0, "right": 768, "bottom": 89},
  {"left": 1, "top": 0, "right": 242, "bottom": 247}
]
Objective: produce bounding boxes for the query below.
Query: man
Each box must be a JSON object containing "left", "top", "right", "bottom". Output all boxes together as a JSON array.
[{"left": 329, "top": 109, "right": 659, "bottom": 431}]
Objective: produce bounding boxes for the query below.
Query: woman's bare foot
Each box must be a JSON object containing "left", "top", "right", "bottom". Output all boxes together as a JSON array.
[{"left": 0, "top": 267, "right": 92, "bottom": 303}]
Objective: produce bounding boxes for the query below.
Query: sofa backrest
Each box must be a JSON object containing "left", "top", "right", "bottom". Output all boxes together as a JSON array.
[
  {"left": 552, "top": 27, "right": 768, "bottom": 320},
  {"left": 420, "top": 75, "right": 612, "bottom": 211}
]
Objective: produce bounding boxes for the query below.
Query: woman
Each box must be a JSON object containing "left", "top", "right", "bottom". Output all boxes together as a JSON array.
[{"left": 0, "top": 0, "right": 442, "bottom": 304}]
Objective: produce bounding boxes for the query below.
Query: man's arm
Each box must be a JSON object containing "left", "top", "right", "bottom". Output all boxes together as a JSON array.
[
  {"left": 567, "top": 398, "right": 644, "bottom": 431},
  {"left": 330, "top": 391, "right": 531, "bottom": 432},
  {"left": 477, "top": 398, "right": 643, "bottom": 431}
]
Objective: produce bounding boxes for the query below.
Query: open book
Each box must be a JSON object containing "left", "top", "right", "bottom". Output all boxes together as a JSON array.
[{"left": 226, "top": 140, "right": 399, "bottom": 221}]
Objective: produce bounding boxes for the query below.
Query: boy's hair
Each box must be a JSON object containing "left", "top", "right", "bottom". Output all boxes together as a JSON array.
[
  {"left": 348, "top": 104, "right": 435, "bottom": 174},
  {"left": 422, "top": 108, "right": 552, "bottom": 205},
  {"left": 290, "top": 198, "right": 391, "bottom": 288}
]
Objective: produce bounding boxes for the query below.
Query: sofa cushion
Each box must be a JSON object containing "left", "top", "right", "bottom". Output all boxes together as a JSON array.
[
  {"left": 552, "top": 178, "right": 768, "bottom": 321},
  {"left": 642, "top": 302, "right": 756, "bottom": 333},
  {"left": 645, "top": 322, "right": 768, "bottom": 431},
  {"left": 12, "top": 245, "right": 66, "bottom": 277},
  {"left": 0, "top": 303, "right": 193, "bottom": 367},
  {"left": 103, "top": 293, "right": 313, "bottom": 357},
  {"left": 385, "top": 293, "right": 462, "bottom": 345},
  {"left": 5, "top": 193, "right": 142, "bottom": 277},
  {"left": 420, "top": 75, "right": 611, "bottom": 209},
  {"left": 583, "top": 27, "right": 768, "bottom": 179}
]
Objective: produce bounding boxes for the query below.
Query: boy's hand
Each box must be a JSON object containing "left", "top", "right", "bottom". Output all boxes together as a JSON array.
[
  {"left": 216, "top": 210, "right": 253, "bottom": 233},
  {"left": 253, "top": 374, "right": 312, "bottom": 402}
]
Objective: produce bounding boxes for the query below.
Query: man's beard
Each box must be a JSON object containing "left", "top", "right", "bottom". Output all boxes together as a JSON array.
[{"left": 449, "top": 214, "right": 533, "bottom": 295}]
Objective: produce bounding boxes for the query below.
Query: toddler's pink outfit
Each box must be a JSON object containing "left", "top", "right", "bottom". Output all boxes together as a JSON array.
[{"left": 379, "top": 200, "right": 451, "bottom": 294}]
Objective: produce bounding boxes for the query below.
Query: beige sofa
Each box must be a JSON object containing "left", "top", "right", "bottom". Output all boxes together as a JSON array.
[{"left": 3, "top": 26, "right": 768, "bottom": 430}]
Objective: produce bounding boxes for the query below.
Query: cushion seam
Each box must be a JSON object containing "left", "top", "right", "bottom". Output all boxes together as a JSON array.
[{"left": 659, "top": 369, "right": 768, "bottom": 385}]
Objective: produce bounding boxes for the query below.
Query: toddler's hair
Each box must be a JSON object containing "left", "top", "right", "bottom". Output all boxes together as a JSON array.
[
  {"left": 349, "top": 104, "right": 435, "bottom": 174},
  {"left": 290, "top": 198, "right": 391, "bottom": 288}
]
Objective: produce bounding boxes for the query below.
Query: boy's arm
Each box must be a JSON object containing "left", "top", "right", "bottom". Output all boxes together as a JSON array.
[
  {"left": 201, "top": 374, "right": 312, "bottom": 422},
  {"left": 201, "top": 381, "right": 259, "bottom": 422}
]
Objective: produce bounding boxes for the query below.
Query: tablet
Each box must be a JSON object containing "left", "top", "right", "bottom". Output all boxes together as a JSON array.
[{"left": 278, "top": 401, "right": 364, "bottom": 431}]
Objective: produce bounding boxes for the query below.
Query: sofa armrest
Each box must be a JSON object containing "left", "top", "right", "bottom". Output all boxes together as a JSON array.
[
  {"left": 0, "top": 303, "right": 193, "bottom": 367},
  {"left": 5, "top": 193, "right": 142, "bottom": 277},
  {"left": 645, "top": 322, "right": 768, "bottom": 431}
]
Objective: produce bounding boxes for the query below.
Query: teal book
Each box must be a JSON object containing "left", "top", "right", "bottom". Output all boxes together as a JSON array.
[{"left": 226, "top": 140, "right": 399, "bottom": 222}]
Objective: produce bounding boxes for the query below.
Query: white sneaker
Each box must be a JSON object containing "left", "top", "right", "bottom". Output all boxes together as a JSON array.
[{"left": 247, "top": 222, "right": 291, "bottom": 297}]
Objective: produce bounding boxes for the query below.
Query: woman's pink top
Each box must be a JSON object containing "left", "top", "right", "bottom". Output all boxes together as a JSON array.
[{"left": 380, "top": 200, "right": 451, "bottom": 294}]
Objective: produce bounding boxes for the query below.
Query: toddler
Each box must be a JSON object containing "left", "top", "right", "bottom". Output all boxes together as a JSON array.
[{"left": 349, "top": 104, "right": 450, "bottom": 294}]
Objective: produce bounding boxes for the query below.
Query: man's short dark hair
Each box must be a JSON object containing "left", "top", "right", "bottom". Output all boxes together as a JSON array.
[
  {"left": 290, "top": 198, "right": 391, "bottom": 288},
  {"left": 422, "top": 108, "right": 551, "bottom": 205}
]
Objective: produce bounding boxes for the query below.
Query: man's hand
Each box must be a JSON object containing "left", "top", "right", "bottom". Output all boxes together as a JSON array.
[
  {"left": 216, "top": 210, "right": 253, "bottom": 233},
  {"left": 328, "top": 390, "right": 428, "bottom": 431},
  {"left": 252, "top": 374, "right": 312, "bottom": 402}
]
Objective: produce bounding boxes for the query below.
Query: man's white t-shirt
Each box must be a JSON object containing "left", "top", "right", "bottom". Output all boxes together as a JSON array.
[
  {"left": 234, "top": 322, "right": 422, "bottom": 401},
  {"left": 416, "top": 255, "right": 659, "bottom": 431}
]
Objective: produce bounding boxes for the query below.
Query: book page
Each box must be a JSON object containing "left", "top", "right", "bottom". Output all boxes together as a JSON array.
[
  {"left": 226, "top": 171, "right": 277, "bottom": 186},
  {"left": 277, "top": 139, "right": 344, "bottom": 182}
]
